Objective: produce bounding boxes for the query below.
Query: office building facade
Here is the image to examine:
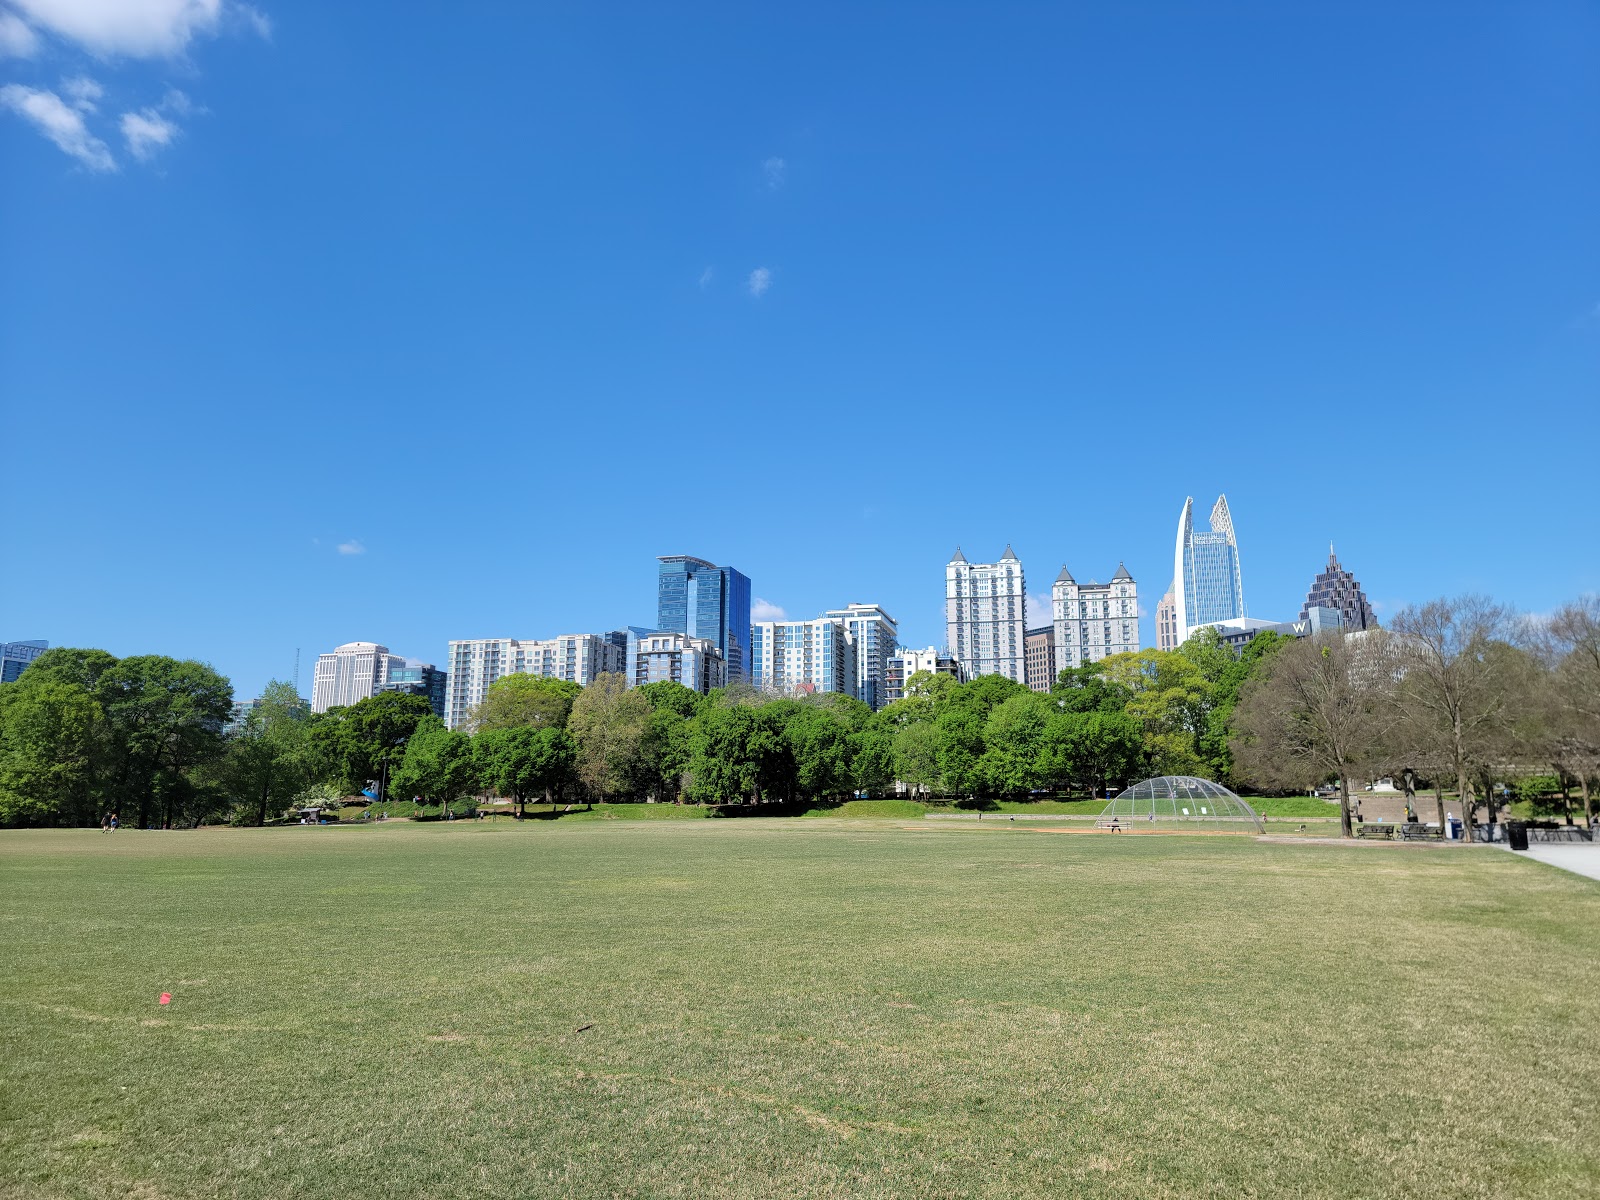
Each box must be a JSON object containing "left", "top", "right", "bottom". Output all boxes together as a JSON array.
[
  {"left": 1024, "top": 626, "right": 1056, "bottom": 693},
  {"left": 1052, "top": 563, "right": 1140, "bottom": 671},
  {"left": 626, "top": 628, "right": 726, "bottom": 693},
  {"left": 823, "top": 603, "right": 898, "bottom": 709},
  {"left": 945, "top": 545, "right": 1027, "bottom": 685},
  {"left": 445, "top": 633, "right": 627, "bottom": 728},
  {"left": 1300, "top": 547, "right": 1379, "bottom": 631},
  {"left": 1, "top": 639, "right": 47, "bottom": 684},
  {"left": 657, "top": 555, "right": 752, "bottom": 683},
  {"left": 750, "top": 617, "right": 858, "bottom": 698},
  {"left": 312, "top": 642, "right": 405, "bottom": 713},
  {"left": 376, "top": 660, "right": 450, "bottom": 718},
  {"left": 1172, "top": 495, "right": 1246, "bottom": 642}
]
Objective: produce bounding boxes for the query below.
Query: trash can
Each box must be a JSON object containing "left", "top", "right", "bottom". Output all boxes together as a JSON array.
[{"left": 1506, "top": 820, "right": 1529, "bottom": 851}]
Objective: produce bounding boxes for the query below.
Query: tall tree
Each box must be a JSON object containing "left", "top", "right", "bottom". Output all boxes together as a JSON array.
[
  {"left": 1389, "top": 596, "right": 1517, "bottom": 837},
  {"left": 1231, "top": 633, "right": 1392, "bottom": 837},
  {"left": 474, "top": 725, "right": 575, "bottom": 814},
  {"left": 567, "top": 673, "right": 651, "bottom": 802},
  {"left": 390, "top": 717, "right": 478, "bottom": 809},
  {"left": 1542, "top": 596, "right": 1600, "bottom": 828},
  {"left": 979, "top": 693, "right": 1050, "bottom": 795},
  {"left": 222, "top": 680, "right": 319, "bottom": 825},
  {"left": 311, "top": 691, "right": 435, "bottom": 798},
  {"left": 467, "top": 675, "right": 582, "bottom": 734},
  {"left": 0, "top": 677, "right": 103, "bottom": 826}
]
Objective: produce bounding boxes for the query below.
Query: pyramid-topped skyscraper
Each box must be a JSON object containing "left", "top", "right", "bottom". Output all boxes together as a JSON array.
[{"left": 1300, "top": 547, "right": 1378, "bottom": 631}]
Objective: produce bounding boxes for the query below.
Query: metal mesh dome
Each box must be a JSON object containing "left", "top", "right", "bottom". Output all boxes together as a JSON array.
[{"left": 1095, "top": 776, "right": 1263, "bottom": 832}]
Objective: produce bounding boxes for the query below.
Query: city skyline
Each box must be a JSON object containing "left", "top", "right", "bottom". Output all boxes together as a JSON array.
[{"left": 4, "top": 9, "right": 1593, "bottom": 700}]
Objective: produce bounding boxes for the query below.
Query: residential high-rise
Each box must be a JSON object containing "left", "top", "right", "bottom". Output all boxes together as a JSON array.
[
  {"left": 823, "top": 603, "right": 898, "bottom": 709},
  {"left": 883, "top": 646, "right": 962, "bottom": 704},
  {"left": 1156, "top": 585, "right": 1179, "bottom": 652},
  {"left": 657, "top": 555, "right": 752, "bottom": 682},
  {"left": 750, "top": 617, "right": 858, "bottom": 697},
  {"left": 1024, "top": 626, "right": 1056, "bottom": 693},
  {"left": 1052, "top": 563, "right": 1140, "bottom": 671},
  {"left": 1172, "top": 495, "right": 1245, "bottom": 642},
  {"left": 1300, "top": 547, "right": 1378, "bottom": 631},
  {"left": 1, "top": 639, "right": 47, "bottom": 683},
  {"left": 945, "top": 545, "right": 1027, "bottom": 684},
  {"left": 445, "top": 633, "right": 627, "bottom": 728},
  {"left": 625, "top": 627, "right": 726, "bottom": 693},
  {"left": 312, "top": 642, "right": 405, "bottom": 712}
]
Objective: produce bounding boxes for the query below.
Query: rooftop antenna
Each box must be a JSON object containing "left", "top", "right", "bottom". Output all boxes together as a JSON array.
[{"left": 293, "top": 648, "right": 300, "bottom": 696}]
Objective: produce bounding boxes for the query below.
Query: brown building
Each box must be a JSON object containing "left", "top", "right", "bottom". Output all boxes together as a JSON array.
[
  {"left": 1024, "top": 625, "right": 1056, "bottom": 694},
  {"left": 1156, "top": 584, "right": 1179, "bottom": 651}
]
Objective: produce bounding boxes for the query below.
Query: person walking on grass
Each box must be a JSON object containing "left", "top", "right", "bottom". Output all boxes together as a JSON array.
[
  {"left": 100, "top": 814, "right": 109, "bottom": 833},
  {"left": 109, "top": 813, "right": 119, "bottom": 832}
]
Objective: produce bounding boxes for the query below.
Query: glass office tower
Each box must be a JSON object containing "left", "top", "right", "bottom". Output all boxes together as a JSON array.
[
  {"left": 656, "top": 556, "right": 752, "bottom": 682},
  {"left": 1172, "top": 495, "right": 1246, "bottom": 641}
]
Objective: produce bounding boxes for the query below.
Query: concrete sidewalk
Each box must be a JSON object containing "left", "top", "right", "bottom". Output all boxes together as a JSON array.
[{"left": 1508, "top": 844, "right": 1600, "bottom": 883}]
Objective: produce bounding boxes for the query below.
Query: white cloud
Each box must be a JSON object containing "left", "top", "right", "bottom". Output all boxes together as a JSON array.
[
  {"left": 697, "top": 266, "right": 713, "bottom": 289},
  {"left": 751, "top": 598, "right": 787, "bottom": 621},
  {"left": 336, "top": 539, "right": 365, "bottom": 556},
  {"left": 1025, "top": 591, "right": 1052, "bottom": 627},
  {"left": 120, "top": 106, "right": 176, "bottom": 158},
  {"left": 0, "top": 83, "right": 114, "bottom": 169},
  {"left": 10, "top": 0, "right": 267, "bottom": 58},
  {"left": 747, "top": 267, "right": 771, "bottom": 298},
  {"left": 62, "top": 74, "right": 101, "bottom": 110},
  {"left": 762, "top": 155, "right": 785, "bottom": 189},
  {"left": 0, "top": 11, "right": 40, "bottom": 55}
]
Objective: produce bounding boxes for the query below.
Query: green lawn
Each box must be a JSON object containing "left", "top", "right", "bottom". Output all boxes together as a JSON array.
[{"left": 3, "top": 821, "right": 1598, "bottom": 1199}]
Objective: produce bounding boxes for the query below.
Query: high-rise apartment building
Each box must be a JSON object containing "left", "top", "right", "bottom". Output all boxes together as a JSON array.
[
  {"left": 445, "top": 633, "right": 627, "bottom": 728},
  {"left": 1300, "top": 547, "right": 1378, "bottom": 631},
  {"left": 945, "top": 546, "right": 1027, "bottom": 684},
  {"left": 1172, "top": 495, "right": 1245, "bottom": 642},
  {"left": 1, "top": 639, "right": 47, "bottom": 683},
  {"left": 657, "top": 556, "right": 752, "bottom": 682},
  {"left": 625, "top": 628, "right": 727, "bottom": 693},
  {"left": 1155, "top": 585, "right": 1179, "bottom": 651},
  {"left": 822, "top": 603, "right": 898, "bottom": 709},
  {"left": 312, "top": 642, "right": 405, "bottom": 712},
  {"left": 883, "top": 646, "right": 963, "bottom": 705},
  {"left": 1052, "top": 563, "right": 1140, "bottom": 670},
  {"left": 1024, "top": 626, "right": 1056, "bottom": 693},
  {"left": 750, "top": 617, "right": 858, "bottom": 698}
]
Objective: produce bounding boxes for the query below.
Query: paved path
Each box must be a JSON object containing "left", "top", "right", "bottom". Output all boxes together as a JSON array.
[{"left": 1508, "top": 844, "right": 1600, "bottom": 882}]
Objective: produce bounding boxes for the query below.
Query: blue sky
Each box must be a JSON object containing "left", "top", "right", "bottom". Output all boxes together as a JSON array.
[{"left": 3, "top": 2, "right": 1597, "bottom": 698}]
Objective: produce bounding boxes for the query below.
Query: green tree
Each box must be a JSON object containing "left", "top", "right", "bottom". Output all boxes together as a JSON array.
[
  {"left": 0, "top": 677, "right": 103, "bottom": 826},
  {"left": 979, "top": 692, "right": 1050, "bottom": 795},
  {"left": 891, "top": 720, "right": 941, "bottom": 799},
  {"left": 220, "top": 681, "right": 319, "bottom": 825},
  {"left": 468, "top": 675, "right": 582, "bottom": 733},
  {"left": 474, "top": 725, "right": 576, "bottom": 814},
  {"left": 1051, "top": 661, "right": 1133, "bottom": 714},
  {"left": 390, "top": 717, "right": 478, "bottom": 810},
  {"left": 96, "top": 655, "right": 234, "bottom": 829},
  {"left": 636, "top": 680, "right": 705, "bottom": 720},
  {"left": 567, "top": 673, "right": 651, "bottom": 801},
  {"left": 691, "top": 703, "right": 788, "bottom": 804},
  {"left": 1099, "top": 649, "right": 1212, "bottom": 776},
  {"left": 785, "top": 704, "right": 854, "bottom": 801},
  {"left": 311, "top": 691, "right": 435, "bottom": 798},
  {"left": 1037, "top": 709, "right": 1145, "bottom": 798}
]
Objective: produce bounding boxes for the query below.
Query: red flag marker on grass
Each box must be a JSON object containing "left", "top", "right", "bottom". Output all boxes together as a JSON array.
[{"left": 158, "top": 993, "right": 171, "bottom": 1005}]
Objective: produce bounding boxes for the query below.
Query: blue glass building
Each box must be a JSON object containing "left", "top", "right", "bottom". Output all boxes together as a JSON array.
[
  {"left": 1, "top": 640, "right": 48, "bottom": 684},
  {"left": 656, "top": 556, "right": 752, "bottom": 682},
  {"left": 1172, "top": 496, "right": 1246, "bottom": 640}
]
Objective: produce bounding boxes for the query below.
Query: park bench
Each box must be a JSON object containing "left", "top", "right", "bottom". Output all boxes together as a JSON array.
[
  {"left": 1356, "top": 824, "right": 1396, "bottom": 840},
  {"left": 1398, "top": 823, "right": 1441, "bottom": 841}
]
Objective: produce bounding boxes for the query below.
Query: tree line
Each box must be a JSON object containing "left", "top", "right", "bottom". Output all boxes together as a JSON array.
[{"left": 1, "top": 593, "right": 1595, "bottom": 834}]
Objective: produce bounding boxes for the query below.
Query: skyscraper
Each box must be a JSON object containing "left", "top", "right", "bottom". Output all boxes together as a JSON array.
[
  {"left": 1051, "top": 563, "right": 1140, "bottom": 671},
  {"left": 1172, "top": 495, "right": 1245, "bottom": 642},
  {"left": 1, "top": 640, "right": 47, "bottom": 684},
  {"left": 1155, "top": 585, "right": 1179, "bottom": 651},
  {"left": 1300, "top": 547, "right": 1378, "bottom": 631},
  {"left": 445, "top": 633, "right": 627, "bottom": 728},
  {"left": 1024, "top": 626, "right": 1056, "bottom": 693},
  {"left": 625, "top": 628, "right": 727, "bottom": 694},
  {"left": 945, "top": 545, "right": 1027, "bottom": 685},
  {"left": 657, "top": 555, "right": 752, "bottom": 682},
  {"left": 823, "top": 603, "right": 898, "bottom": 709},
  {"left": 750, "top": 617, "right": 858, "bottom": 697},
  {"left": 312, "top": 642, "right": 405, "bottom": 712}
]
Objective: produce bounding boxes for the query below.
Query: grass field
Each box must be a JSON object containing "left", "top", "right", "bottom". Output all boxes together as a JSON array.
[{"left": 3, "top": 820, "right": 1598, "bottom": 1199}]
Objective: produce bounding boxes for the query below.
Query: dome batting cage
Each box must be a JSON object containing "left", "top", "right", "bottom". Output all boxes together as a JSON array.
[{"left": 1096, "top": 776, "right": 1264, "bottom": 833}]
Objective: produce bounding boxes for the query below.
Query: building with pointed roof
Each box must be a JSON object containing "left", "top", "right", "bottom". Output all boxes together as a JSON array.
[
  {"left": 1172, "top": 495, "right": 1245, "bottom": 642},
  {"left": 1300, "top": 547, "right": 1378, "bottom": 631},
  {"left": 1052, "top": 561, "right": 1140, "bottom": 671},
  {"left": 945, "top": 546, "right": 1027, "bottom": 685}
]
